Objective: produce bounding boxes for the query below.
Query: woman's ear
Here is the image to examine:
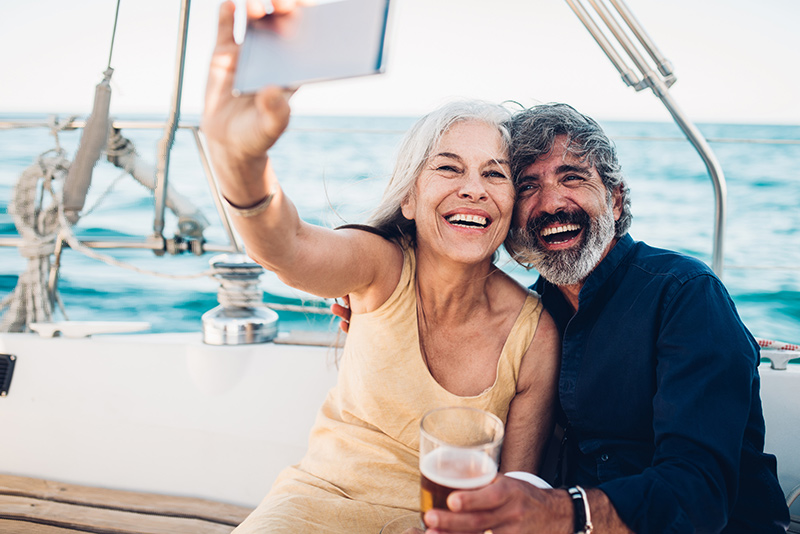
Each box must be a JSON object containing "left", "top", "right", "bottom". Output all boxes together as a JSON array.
[{"left": 400, "top": 193, "right": 416, "bottom": 221}]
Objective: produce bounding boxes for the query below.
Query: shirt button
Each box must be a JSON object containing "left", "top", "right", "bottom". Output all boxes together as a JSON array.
[{"left": 600, "top": 454, "right": 609, "bottom": 462}]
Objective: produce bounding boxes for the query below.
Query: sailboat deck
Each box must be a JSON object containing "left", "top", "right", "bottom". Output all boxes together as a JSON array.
[{"left": 0, "top": 474, "right": 253, "bottom": 534}]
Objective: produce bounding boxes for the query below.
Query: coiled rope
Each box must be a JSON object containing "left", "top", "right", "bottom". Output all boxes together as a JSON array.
[
  {"left": 0, "top": 119, "right": 218, "bottom": 332},
  {"left": 0, "top": 142, "right": 68, "bottom": 331},
  {"left": 0, "top": 121, "right": 334, "bottom": 331}
]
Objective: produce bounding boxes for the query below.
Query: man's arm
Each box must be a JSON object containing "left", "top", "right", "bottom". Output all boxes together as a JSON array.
[
  {"left": 500, "top": 310, "right": 560, "bottom": 474},
  {"left": 331, "top": 295, "right": 351, "bottom": 333},
  {"left": 423, "top": 476, "right": 633, "bottom": 534},
  {"left": 426, "top": 274, "right": 762, "bottom": 534},
  {"left": 595, "top": 273, "right": 757, "bottom": 533}
]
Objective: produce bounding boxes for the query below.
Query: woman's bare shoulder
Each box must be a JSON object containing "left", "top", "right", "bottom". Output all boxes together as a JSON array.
[{"left": 335, "top": 227, "right": 405, "bottom": 313}]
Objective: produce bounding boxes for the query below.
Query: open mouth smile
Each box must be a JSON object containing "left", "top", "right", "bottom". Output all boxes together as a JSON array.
[
  {"left": 445, "top": 213, "right": 489, "bottom": 229},
  {"left": 540, "top": 223, "right": 582, "bottom": 244}
]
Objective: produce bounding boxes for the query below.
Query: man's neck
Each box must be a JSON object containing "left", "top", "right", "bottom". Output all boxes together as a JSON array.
[{"left": 558, "top": 282, "right": 583, "bottom": 313}]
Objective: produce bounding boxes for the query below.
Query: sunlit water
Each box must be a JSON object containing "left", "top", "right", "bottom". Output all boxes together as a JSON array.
[{"left": 1, "top": 115, "right": 798, "bottom": 344}]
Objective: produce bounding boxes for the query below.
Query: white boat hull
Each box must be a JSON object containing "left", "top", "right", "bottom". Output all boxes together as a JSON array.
[
  {"left": 1, "top": 331, "right": 798, "bottom": 516},
  {"left": 0, "top": 332, "right": 339, "bottom": 508}
]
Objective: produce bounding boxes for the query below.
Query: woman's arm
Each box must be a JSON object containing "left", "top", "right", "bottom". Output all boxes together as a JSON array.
[
  {"left": 201, "top": 2, "right": 402, "bottom": 308},
  {"left": 499, "top": 308, "right": 560, "bottom": 474}
]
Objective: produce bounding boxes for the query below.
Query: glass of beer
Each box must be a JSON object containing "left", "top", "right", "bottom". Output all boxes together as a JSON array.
[{"left": 419, "top": 406, "right": 504, "bottom": 514}]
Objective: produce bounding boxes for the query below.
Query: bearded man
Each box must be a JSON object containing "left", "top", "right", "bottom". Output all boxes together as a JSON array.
[{"left": 423, "top": 104, "right": 790, "bottom": 534}]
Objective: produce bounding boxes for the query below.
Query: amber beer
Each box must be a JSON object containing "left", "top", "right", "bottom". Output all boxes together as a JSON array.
[
  {"left": 419, "top": 407, "right": 504, "bottom": 516},
  {"left": 419, "top": 446, "right": 499, "bottom": 513}
]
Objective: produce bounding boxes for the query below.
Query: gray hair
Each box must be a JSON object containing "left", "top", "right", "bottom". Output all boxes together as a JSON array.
[
  {"left": 506, "top": 103, "right": 632, "bottom": 237},
  {"left": 366, "top": 100, "right": 513, "bottom": 245}
]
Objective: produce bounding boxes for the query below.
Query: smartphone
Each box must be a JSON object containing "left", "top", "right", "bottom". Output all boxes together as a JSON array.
[{"left": 233, "top": 0, "right": 392, "bottom": 93}]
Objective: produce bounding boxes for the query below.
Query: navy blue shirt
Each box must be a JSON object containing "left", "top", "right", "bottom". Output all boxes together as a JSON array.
[{"left": 533, "top": 234, "right": 789, "bottom": 533}]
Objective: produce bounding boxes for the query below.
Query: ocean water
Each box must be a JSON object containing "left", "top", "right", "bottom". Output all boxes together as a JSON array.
[{"left": 1, "top": 115, "right": 799, "bottom": 344}]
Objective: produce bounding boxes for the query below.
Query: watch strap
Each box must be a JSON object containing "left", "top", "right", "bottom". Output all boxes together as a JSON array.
[{"left": 567, "top": 486, "right": 593, "bottom": 534}]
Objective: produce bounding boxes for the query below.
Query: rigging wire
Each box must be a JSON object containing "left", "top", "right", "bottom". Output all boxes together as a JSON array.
[{"left": 107, "top": 0, "right": 122, "bottom": 70}]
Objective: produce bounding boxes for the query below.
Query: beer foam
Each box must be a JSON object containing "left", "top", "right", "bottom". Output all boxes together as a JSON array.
[{"left": 420, "top": 447, "right": 497, "bottom": 489}]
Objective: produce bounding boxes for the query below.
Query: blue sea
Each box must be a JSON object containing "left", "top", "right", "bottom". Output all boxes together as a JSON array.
[{"left": 1, "top": 115, "right": 799, "bottom": 344}]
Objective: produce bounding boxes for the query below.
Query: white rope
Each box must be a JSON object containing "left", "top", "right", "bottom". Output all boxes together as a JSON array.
[
  {"left": 55, "top": 172, "right": 214, "bottom": 276},
  {"left": 53, "top": 182, "right": 215, "bottom": 281},
  {"left": 217, "top": 279, "right": 263, "bottom": 308},
  {"left": 1, "top": 119, "right": 341, "bottom": 332},
  {"left": 0, "top": 123, "right": 215, "bottom": 331},
  {"left": 265, "top": 302, "right": 332, "bottom": 315},
  {"left": 0, "top": 149, "right": 67, "bottom": 331},
  {"left": 787, "top": 483, "right": 800, "bottom": 507},
  {"left": 0, "top": 121, "right": 75, "bottom": 330},
  {"left": 46, "top": 128, "right": 214, "bottom": 280}
]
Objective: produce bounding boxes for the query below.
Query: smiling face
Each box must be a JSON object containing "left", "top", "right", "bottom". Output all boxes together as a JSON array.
[
  {"left": 508, "top": 135, "right": 622, "bottom": 286},
  {"left": 401, "top": 120, "right": 514, "bottom": 266}
]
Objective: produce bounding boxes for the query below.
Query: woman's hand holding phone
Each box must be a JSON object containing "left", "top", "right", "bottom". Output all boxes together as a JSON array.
[{"left": 202, "top": 1, "right": 296, "bottom": 207}]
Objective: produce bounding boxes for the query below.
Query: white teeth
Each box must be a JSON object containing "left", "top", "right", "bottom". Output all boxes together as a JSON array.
[
  {"left": 540, "top": 223, "right": 581, "bottom": 236},
  {"left": 446, "top": 214, "right": 488, "bottom": 227}
]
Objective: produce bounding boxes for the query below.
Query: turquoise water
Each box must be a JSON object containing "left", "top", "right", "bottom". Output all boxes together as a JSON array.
[{"left": 1, "top": 115, "right": 799, "bottom": 344}]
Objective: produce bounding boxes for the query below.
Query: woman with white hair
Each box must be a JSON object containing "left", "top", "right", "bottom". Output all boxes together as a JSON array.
[{"left": 202, "top": 3, "right": 559, "bottom": 533}]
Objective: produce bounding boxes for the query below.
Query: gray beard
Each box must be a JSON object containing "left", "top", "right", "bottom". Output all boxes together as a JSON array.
[{"left": 511, "top": 207, "right": 616, "bottom": 286}]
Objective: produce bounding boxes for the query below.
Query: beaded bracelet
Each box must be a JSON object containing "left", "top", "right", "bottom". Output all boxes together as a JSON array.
[
  {"left": 567, "top": 486, "right": 594, "bottom": 534},
  {"left": 223, "top": 192, "right": 275, "bottom": 218}
]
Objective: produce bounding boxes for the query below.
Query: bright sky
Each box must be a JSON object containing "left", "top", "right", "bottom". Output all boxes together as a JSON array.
[{"left": 1, "top": 0, "right": 798, "bottom": 124}]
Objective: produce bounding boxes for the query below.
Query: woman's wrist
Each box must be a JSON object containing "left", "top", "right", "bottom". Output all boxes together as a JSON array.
[
  {"left": 223, "top": 192, "right": 274, "bottom": 217},
  {"left": 212, "top": 152, "right": 274, "bottom": 211}
]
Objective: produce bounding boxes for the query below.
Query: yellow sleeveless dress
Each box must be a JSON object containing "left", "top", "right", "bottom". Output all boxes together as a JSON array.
[{"left": 233, "top": 246, "right": 543, "bottom": 534}]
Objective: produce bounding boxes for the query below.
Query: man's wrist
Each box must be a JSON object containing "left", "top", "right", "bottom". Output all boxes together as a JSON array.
[
  {"left": 568, "top": 486, "right": 594, "bottom": 534},
  {"left": 550, "top": 489, "right": 579, "bottom": 534}
]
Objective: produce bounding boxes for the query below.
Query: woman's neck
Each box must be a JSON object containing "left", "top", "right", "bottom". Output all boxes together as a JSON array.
[{"left": 413, "top": 247, "right": 497, "bottom": 324}]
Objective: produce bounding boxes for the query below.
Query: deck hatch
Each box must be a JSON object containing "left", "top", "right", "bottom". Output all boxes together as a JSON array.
[{"left": 0, "top": 354, "right": 15, "bottom": 396}]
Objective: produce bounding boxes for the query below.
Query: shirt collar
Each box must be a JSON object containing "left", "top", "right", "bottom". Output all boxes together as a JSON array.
[{"left": 578, "top": 233, "right": 634, "bottom": 300}]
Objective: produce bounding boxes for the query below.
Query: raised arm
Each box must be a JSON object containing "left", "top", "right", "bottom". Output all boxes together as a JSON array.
[{"left": 201, "top": 2, "right": 401, "bottom": 307}]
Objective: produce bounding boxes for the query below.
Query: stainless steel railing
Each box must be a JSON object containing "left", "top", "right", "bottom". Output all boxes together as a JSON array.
[
  {"left": 153, "top": 0, "right": 192, "bottom": 252},
  {"left": 566, "top": 0, "right": 728, "bottom": 276},
  {"left": 0, "top": 0, "right": 791, "bottom": 279},
  {"left": 0, "top": 118, "right": 241, "bottom": 256},
  {"left": 0, "top": 0, "right": 240, "bottom": 259}
]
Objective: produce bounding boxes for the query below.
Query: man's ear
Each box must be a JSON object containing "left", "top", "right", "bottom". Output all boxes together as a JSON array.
[
  {"left": 400, "top": 193, "right": 416, "bottom": 221},
  {"left": 611, "top": 185, "right": 623, "bottom": 222}
]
